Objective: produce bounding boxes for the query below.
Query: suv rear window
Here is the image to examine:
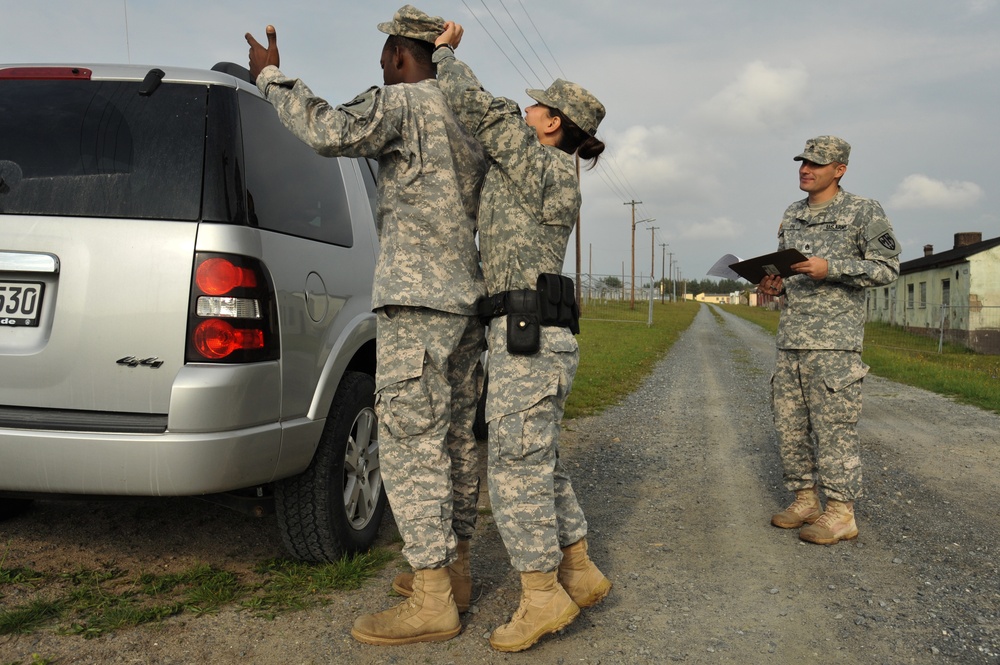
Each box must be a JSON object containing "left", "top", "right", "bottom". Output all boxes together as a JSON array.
[{"left": 0, "top": 79, "right": 206, "bottom": 220}]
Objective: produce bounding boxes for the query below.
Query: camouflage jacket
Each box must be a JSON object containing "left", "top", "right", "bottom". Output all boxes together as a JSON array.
[
  {"left": 257, "top": 66, "right": 487, "bottom": 314},
  {"left": 432, "top": 50, "right": 580, "bottom": 295},
  {"left": 776, "top": 189, "right": 901, "bottom": 351}
]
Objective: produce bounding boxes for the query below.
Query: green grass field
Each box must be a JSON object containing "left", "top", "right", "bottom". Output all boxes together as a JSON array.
[{"left": 719, "top": 304, "right": 1000, "bottom": 414}]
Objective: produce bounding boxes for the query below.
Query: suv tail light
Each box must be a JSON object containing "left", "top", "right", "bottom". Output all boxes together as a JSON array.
[{"left": 185, "top": 253, "right": 279, "bottom": 363}]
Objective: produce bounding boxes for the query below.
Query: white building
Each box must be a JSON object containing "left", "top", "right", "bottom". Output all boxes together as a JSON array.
[{"left": 867, "top": 232, "right": 1000, "bottom": 354}]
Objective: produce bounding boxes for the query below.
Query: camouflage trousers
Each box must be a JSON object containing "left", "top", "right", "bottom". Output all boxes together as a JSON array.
[
  {"left": 374, "top": 306, "right": 485, "bottom": 569},
  {"left": 485, "top": 317, "right": 588, "bottom": 573},
  {"left": 771, "top": 348, "right": 869, "bottom": 502}
]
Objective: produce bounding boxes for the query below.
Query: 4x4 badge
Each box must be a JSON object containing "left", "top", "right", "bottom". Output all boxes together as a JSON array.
[{"left": 117, "top": 356, "right": 164, "bottom": 369}]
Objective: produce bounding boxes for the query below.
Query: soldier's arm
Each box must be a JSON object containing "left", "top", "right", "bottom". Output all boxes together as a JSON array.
[
  {"left": 827, "top": 202, "right": 901, "bottom": 287},
  {"left": 433, "top": 49, "right": 550, "bottom": 217},
  {"left": 256, "top": 68, "right": 400, "bottom": 160}
]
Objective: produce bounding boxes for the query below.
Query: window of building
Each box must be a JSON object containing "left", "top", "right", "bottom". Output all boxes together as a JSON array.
[
  {"left": 883, "top": 287, "right": 890, "bottom": 310},
  {"left": 907, "top": 283, "right": 914, "bottom": 309},
  {"left": 942, "top": 279, "right": 951, "bottom": 307},
  {"left": 919, "top": 282, "right": 927, "bottom": 309}
]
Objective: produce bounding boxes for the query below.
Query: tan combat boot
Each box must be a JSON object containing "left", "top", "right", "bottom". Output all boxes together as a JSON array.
[
  {"left": 558, "top": 538, "right": 612, "bottom": 608},
  {"left": 351, "top": 567, "right": 460, "bottom": 645},
  {"left": 392, "top": 539, "right": 472, "bottom": 612},
  {"left": 771, "top": 487, "right": 822, "bottom": 529},
  {"left": 799, "top": 499, "right": 859, "bottom": 545},
  {"left": 489, "top": 571, "right": 580, "bottom": 652}
]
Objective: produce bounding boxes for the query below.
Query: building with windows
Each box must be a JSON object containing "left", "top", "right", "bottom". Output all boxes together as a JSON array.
[{"left": 866, "top": 232, "right": 1000, "bottom": 353}]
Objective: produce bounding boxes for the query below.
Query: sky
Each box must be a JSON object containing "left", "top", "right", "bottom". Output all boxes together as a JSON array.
[{"left": 3, "top": 0, "right": 999, "bottom": 289}]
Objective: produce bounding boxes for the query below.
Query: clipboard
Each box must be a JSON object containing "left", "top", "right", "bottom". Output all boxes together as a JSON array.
[{"left": 729, "top": 248, "right": 808, "bottom": 283}]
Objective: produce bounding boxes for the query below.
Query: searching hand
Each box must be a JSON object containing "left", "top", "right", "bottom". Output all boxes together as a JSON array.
[
  {"left": 436, "top": 21, "right": 464, "bottom": 49},
  {"left": 246, "top": 25, "right": 280, "bottom": 80},
  {"left": 758, "top": 275, "right": 783, "bottom": 296}
]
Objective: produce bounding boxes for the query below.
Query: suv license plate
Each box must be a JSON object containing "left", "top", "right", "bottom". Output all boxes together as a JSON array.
[{"left": 0, "top": 281, "right": 45, "bottom": 327}]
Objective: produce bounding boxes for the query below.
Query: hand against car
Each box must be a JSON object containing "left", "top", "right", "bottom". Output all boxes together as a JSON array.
[
  {"left": 246, "top": 25, "right": 279, "bottom": 80},
  {"left": 758, "top": 274, "right": 783, "bottom": 296},
  {"left": 791, "top": 256, "right": 829, "bottom": 281},
  {"left": 436, "top": 21, "right": 464, "bottom": 49}
]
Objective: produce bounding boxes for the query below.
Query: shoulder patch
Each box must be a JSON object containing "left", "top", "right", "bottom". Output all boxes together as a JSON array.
[
  {"left": 877, "top": 232, "right": 897, "bottom": 252},
  {"left": 338, "top": 86, "right": 379, "bottom": 117}
]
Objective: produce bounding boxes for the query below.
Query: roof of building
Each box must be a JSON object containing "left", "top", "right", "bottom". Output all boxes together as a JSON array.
[{"left": 900, "top": 235, "right": 1000, "bottom": 275}]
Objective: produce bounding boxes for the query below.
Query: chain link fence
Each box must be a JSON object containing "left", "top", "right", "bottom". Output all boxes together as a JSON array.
[
  {"left": 571, "top": 273, "right": 685, "bottom": 325},
  {"left": 865, "top": 301, "right": 1000, "bottom": 355}
]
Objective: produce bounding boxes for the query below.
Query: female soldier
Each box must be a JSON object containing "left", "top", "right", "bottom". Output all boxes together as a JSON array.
[{"left": 432, "top": 21, "right": 611, "bottom": 652}]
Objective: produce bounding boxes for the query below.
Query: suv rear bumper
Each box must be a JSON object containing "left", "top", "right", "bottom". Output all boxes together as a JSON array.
[{"left": 0, "top": 417, "right": 325, "bottom": 495}]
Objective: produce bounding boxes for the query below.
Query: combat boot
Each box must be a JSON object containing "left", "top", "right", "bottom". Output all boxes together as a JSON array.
[
  {"left": 771, "top": 487, "right": 822, "bottom": 529},
  {"left": 392, "top": 539, "right": 472, "bottom": 612},
  {"left": 351, "top": 567, "right": 460, "bottom": 645},
  {"left": 489, "top": 571, "right": 580, "bottom": 652},
  {"left": 558, "top": 538, "right": 612, "bottom": 608},
  {"left": 799, "top": 499, "right": 859, "bottom": 545}
]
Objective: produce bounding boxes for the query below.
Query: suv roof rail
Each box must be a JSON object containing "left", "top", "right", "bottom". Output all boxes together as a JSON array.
[{"left": 212, "top": 62, "right": 254, "bottom": 84}]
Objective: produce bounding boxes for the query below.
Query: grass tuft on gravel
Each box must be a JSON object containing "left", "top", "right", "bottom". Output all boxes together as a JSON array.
[{"left": 0, "top": 549, "right": 396, "bottom": 637}]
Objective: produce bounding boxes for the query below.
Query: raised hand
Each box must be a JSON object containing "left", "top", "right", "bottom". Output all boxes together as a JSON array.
[{"left": 246, "top": 24, "right": 279, "bottom": 80}]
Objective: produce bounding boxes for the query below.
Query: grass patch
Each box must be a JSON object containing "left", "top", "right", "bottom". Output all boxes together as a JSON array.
[
  {"left": 0, "top": 550, "right": 396, "bottom": 638},
  {"left": 720, "top": 304, "right": 1000, "bottom": 414},
  {"left": 567, "top": 301, "right": 700, "bottom": 419}
]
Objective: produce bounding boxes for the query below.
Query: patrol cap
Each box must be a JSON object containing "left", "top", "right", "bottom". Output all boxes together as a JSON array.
[
  {"left": 377, "top": 5, "right": 445, "bottom": 44},
  {"left": 794, "top": 135, "right": 851, "bottom": 165},
  {"left": 526, "top": 79, "right": 606, "bottom": 137}
]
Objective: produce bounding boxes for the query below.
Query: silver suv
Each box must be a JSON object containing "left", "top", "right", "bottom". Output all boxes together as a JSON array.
[{"left": 0, "top": 62, "right": 386, "bottom": 561}]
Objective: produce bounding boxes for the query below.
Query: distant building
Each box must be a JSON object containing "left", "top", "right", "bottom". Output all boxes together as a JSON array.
[
  {"left": 866, "top": 232, "right": 1000, "bottom": 353},
  {"left": 695, "top": 293, "right": 733, "bottom": 305}
]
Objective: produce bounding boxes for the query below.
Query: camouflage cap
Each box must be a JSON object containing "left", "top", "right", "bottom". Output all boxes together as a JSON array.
[
  {"left": 526, "top": 79, "right": 606, "bottom": 137},
  {"left": 794, "top": 135, "right": 851, "bottom": 165},
  {"left": 377, "top": 5, "right": 445, "bottom": 44}
]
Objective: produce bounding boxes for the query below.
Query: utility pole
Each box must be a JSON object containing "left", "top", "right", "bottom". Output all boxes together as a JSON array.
[
  {"left": 624, "top": 200, "right": 645, "bottom": 309},
  {"left": 649, "top": 226, "right": 659, "bottom": 290},
  {"left": 668, "top": 252, "right": 675, "bottom": 302},
  {"left": 575, "top": 155, "right": 582, "bottom": 309},
  {"left": 660, "top": 242, "right": 668, "bottom": 303}
]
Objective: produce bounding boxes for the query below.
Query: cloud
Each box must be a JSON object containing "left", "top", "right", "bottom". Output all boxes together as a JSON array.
[
  {"left": 889, "top": 174, "right": 985, "bottom": 209},
  {"left": 676, "top": 216, "right": 742, "bottom": 241},
  {"left": 697, "top": 61, "right": 809, "bottom": 133}
]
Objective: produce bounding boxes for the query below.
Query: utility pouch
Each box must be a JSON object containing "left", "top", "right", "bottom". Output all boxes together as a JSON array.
[
  {"left": 536, "top": 273, "right": 581, "bottom": 334},
  {"left": 505, "top": 290, "right": 540, "bottom": 355}
]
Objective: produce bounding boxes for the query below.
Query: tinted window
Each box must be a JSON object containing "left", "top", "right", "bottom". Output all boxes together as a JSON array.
[
  {"left": 239, "top": 93, "right": 353, "bottom": 248},
  {"left": 0, "top": 79, "right": 206, "bottom": 220}
]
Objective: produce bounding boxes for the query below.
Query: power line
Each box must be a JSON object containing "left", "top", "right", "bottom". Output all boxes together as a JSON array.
[
  {"left": 516, "top": 0, "right": 567, "bottom": 79},
  {"left": 476, "top": 0, "right": 545, "bottom": 87},
  {"left": 460, "top": 0, "right": 534, "bottom": 86},
  {"left": 500, "top": 0, "right": 556, "bottom": 81}
]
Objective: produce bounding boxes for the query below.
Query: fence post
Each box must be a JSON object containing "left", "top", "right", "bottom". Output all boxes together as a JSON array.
[{"left": 938, "top": 305, "right": 948, "bottom": 354}]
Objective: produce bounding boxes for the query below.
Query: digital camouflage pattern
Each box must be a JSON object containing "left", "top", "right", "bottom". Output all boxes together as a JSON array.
[
  {"left": 772, "top": 186, "right": 900, "bottom": 503},
  {"left": 433, "top": 48, "right": 581, "bottom": 296},
  {"left": 772, "top": 349, "right": 866, "bottom": 501},
  {"left": 257, "top": 68, "right": 487, "bottom": 315},
  {"left": 257, "top": 58, "right": 488, "bottom": 570},
  {"left": 377, "top": 4, "right": 445, "bottom": 43},
  {"left": 794, "top": 135, "right": 852, "bottom": 165},
  {"left": 776, "top": 189, "right": 900, "bottom": 352},
  {"left": 526, "top": 79, "right": 606, "bottom": 137},
  {"left": 435, "top": 49, "right": 596, "bottom": 572},
  {"left": 375, "top": 307, "right": 484, "bottom": 568}
]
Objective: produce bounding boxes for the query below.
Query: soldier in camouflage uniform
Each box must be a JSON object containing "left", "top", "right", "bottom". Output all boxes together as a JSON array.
[
  {"left": 760, "top": 136, "right": 900, "bottom": 546},
  {"left": 432, "top": 22, "right": 612, "bottom": 652},
  {"left": 246, "top": 6, "right": 487, "bottom": 645}
]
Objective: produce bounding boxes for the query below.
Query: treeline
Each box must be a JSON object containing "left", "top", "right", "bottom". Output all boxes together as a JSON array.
[{"left": 654, "top": 277, "right": 749, "bottom": 295}]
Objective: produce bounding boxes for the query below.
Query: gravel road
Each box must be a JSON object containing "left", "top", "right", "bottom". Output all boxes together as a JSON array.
[{"left": 3, "top": 303, "right": 999, "bottom": 664}]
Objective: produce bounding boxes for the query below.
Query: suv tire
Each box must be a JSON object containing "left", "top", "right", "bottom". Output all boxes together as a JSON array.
[{"left": 275, "top": 371, "right": 386, "bottom": 562}]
